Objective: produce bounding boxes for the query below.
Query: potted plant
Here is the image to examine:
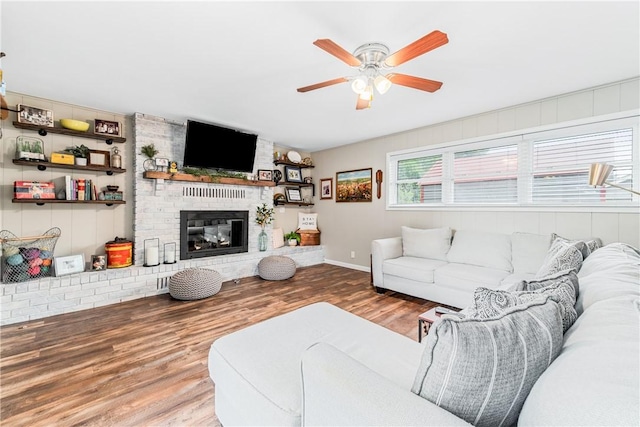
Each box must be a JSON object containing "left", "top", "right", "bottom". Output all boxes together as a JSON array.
[
  {"left": 284, "top": 231, "right": 300, "bottom": 247},
  {"left": 140, "top": 144, "right": 159, "bottom": 171},
  {"left": 64, "top": 144, "right": 90, "bottom": 166}
]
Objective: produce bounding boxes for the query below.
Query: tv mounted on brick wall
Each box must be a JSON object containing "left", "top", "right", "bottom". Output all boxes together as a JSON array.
[{"left": 183, "top": 119, "right": 257, "bottom": 173}]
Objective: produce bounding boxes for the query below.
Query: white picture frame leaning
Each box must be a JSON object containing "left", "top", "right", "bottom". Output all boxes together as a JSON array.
[{"left": 54, "top": 254, "right": 85, "bottom": 276}]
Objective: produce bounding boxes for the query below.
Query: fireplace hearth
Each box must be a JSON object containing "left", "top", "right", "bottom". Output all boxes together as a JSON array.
[{"left": 180, "top": 210, "right": 249, "bottom": 260}]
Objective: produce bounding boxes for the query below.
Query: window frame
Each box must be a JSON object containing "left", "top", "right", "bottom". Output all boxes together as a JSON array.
[{"left": 386, "top": 110, "right": 639, "bottom": 212}]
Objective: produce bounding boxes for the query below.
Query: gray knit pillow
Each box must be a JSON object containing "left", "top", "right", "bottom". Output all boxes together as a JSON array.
[
  {"left": 471, "top": 281, "right": 578, "bottom": 332},
  {"left": 412, "top": 297, "right": 564, "bottom": 427},
  {"left": 514, "top": 270, "right": 579, "bottom": 297}
]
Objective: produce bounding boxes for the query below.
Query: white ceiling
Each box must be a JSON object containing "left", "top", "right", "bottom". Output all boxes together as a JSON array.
[{"left": 2, "top": 1, "right": 639, "bottom": 152}]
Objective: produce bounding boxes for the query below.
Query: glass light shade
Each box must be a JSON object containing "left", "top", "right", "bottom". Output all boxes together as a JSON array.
[
  {"left": 588, "top": 163, "right": 614, "bottom": 186},
  {"left": 359, "top": 85, "right": 373, "bottom": 101},
  {"left": 374, "top": 75, "right": 392, "bottom": 94},
  {"left": 351, "top": 77, "right": 367, "bottom": 94}
]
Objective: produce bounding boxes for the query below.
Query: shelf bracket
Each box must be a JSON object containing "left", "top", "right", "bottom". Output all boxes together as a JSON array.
[
  {"left": 36, "top": 202, "right": 45, "bottom": 206},
  {"left": 105, "top": 139, "right": 114, "bottom": 145},
  {"left": 37, "top": 164, "right": 47, "bottom": 171},
  {"left": 38, "top": 128, "right": 48, "bottom": 136},
  {"left": 106, "top": 170, "right": 114, "bottom": 176}
]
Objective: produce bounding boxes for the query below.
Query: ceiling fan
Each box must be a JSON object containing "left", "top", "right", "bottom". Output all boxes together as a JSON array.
[{"left": 297, "top": 30, "right": 448, "bottom": 110}]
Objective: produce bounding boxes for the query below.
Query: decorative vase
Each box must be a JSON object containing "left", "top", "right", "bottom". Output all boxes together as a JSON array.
[
  {"left": 288, "top": 239, "right": 298, "bottom": 247},
  {"left": 75, "top": 157, "right": 87, "bottom": 166},
  {"left": 258, "top": 228, "right": 268, "bottom": 251}
]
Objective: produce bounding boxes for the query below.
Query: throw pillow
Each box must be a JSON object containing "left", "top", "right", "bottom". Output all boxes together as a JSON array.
[
  {"left": 412, "top": 297, "right": 564, "bottom": 427},
  {"left": 551, "top": 233, "right": 602, "bottom": 260},
  {"left": 401, "top": 226, "right": 452, "bottom": 261},
  {"left": 272, "top": 228, "right": 284, "bottom": 249},
  {"left": 535, "top": 237, "right": 583, "bottom": 279},
  {"left": 471, "top": 281, "right": 578, "bottom": 332},
  {"left": 514, "top": 270, "right": 579, "bottom": 298},
  {"left": 297, "top": 213, "right": 318, "bottom": 230}
]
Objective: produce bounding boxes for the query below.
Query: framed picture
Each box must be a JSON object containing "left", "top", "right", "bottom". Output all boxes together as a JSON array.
[
  {"left": 258, "top": 169, "right": 273, "bottom": 181},
  {"left": 17, "top": 104, "right": 54, "bottom": 127},
  {"left": 54, "top": 254, "right": 85, "bottom": 276},
  {"left": 285, "top": 187, "right": 303, "bottom": 202},
  {"left": 91, "top": 255, "right": 107, "bottom": 271},
  {"left": 94, "top": 119, "right": 121, "bottom": 137},
  {"left": 320, "top": 178, "right": 333, "bottom": 200},
  {"left": 336, "top": 168, "right": 373, "bottom": 203},
  {"left": 284, "top": 165, "right": 303, "bottom": 183},
  {"left": 88, "top": 150, "right": 110, "bottom": 167}
]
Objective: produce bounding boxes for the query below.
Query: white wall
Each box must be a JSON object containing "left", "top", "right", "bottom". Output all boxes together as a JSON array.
[{"left": 309, "top": 78, "right": 640, "bottom": 268}]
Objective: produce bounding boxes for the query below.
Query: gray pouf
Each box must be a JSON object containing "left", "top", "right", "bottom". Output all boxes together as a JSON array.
[
  {"left": 258, "top": 256, "right": 296, "bottom": 280},
  {"left": 169, "top": 268, "right": 223, "bottom": 300}
]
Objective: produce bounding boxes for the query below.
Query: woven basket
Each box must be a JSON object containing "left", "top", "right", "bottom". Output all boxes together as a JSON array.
[
  {"left": 169, "top": 268, "right": 223, "bottom": 300},
  {"left": 0, "top": 227, "right": 61, "bottom": 283}
]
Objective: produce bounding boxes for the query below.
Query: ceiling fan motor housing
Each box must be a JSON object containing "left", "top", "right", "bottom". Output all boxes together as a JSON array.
[{"left": 353, "top": 43, "right": 390, "bottom": 71}]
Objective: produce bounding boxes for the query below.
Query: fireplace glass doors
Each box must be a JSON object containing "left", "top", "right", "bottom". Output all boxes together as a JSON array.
[{"left": 180, "top": 210, "right": 248, "bottom": 260}]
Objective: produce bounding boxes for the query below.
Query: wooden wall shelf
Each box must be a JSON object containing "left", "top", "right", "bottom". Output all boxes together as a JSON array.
[
  {"left": 143, "top": 171, "right": 276, "bottom": 187},
  {"left": 13, "top": 159, "right": 126, "bottom": 175},
  {"left": 12, "top": 199, "right": 125, "bottom": 206},
  {"left": 13, "top": 121, "right": 126, "bottom": 144}
]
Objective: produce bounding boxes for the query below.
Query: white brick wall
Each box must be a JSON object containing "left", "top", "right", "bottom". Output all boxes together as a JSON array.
[{"left": 1, "top": 113, "right": 324, "bottom": 325}]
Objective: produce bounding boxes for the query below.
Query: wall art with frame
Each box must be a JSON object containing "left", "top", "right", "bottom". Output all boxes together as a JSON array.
[
  {"left": 320, "top": 178, "right": 333, "bottom": 200},
  {"left": 284, "top": 165, "right": 303, "bottom": 183},
  {"left": 285, "top": 187, "right": 303, "bottom": 202},
  {"left": 88, "top": 150, "right": 111, "bottom": 167},
  {"left": 94, "top": 119, "right": 121, "bottom": 137},
  {"left": 258, "top": 169, "right": 273, "bottom": 181},
  {"left": 336, "top": 168, "right": 373, "bottom": 202}
]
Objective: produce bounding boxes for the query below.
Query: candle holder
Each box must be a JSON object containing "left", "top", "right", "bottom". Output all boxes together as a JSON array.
[
  {"left": 144, "top": 238, "right": 160, "bottom": 267},
  {"left": 164, "top": 242, "right": 177, "bottom": 264}
]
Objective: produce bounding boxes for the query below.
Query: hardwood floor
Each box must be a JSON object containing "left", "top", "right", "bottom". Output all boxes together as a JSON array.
[{"left": 0, "top": 264, "right": 438, "bottom": 426}]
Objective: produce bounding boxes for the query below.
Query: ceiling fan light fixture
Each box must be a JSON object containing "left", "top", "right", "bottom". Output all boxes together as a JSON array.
[
  {"left": 351, "top": 76, "right": 367, "bottom": 94},
  {"left": 359, "top": 85, "right": 373, "bottom": 101},
  {"left": 374, "top": 75, "right": 392, "bottom": 94}
]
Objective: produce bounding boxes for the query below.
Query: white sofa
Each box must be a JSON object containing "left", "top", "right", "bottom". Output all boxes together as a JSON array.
[
  {"left": 208, "top": 242, "right": 639, "bottom": 426},
  {"left": 371, "top": 227, "right": 586, "bottom": 309}
]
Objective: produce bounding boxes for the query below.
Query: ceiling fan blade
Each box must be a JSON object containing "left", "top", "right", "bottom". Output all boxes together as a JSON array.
[
  {"left": 386, "top": 73, "right": 443, "bottom": 92},
  {"left": 297, "top": 77, "right": 349, "bottom": 93},
  {"left": 356, "top": 96, "right": 370, "bottom": 110},
  {"left": 384, "top": 30, "right": 448, "bottom": 67},
  {"left": 313, "top": 39, "right": 362, "bottom": 67}
]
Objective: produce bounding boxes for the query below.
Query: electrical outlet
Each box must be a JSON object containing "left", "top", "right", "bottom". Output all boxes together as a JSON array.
[{"left": 350, "top": 251, "right": 356, "bottom": 259}]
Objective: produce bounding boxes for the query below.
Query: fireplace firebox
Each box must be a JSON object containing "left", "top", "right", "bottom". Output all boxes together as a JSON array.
[{"left": 180, "top": 210, "right": 249, "bottom": 260}]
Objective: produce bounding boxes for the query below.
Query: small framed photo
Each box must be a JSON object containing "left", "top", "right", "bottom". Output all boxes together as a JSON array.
[
  {"left": 94, "top": 119, "right": 121, "bottom": 137},
  {"left": 284, "top": 165, "right": 303, "bottom": 183},
  {"left": 91, "top": 255, "right": 107, "bottom": 271},
  {"left": 155, "top": 158, "right": 169, "bottom": 167},
  {"left": 258, "top": 169, "right": 273, "bottom": 181},
  {"left": 285, "top": 187, "right": 303, "bottom": 202},
  {"left": 54, "top": 254, "right": 85, "bottom": 276},
  {"left": 17, "top": 104, "right": 54, "bottom": 127},
  {"left": 88, "top": 150, "right": 111, "bottom": 167},
  {"left": 320, "top": 178, "right": 333, "bottom": 200}
]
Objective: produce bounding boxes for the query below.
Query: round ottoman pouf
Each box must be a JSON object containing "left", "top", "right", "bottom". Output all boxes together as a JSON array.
[
  {"left": 169, "top": 268, "right": 223, "bottom": 300},
  {"left": 258, "top": 256, "right": 296, "bottom": 281}
]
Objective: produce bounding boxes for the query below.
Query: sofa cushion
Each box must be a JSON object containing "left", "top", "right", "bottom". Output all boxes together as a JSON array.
[
  {"left": 552, "top": 233, "right": 602, "bottom": 259},
  {"left": 469, "top": 279, "right": 578, "bottom": 332},
  {"left": 535, "top": 237, "right": 583, "bottom": 278},
  {"left": 411, "top": 297, "right": 564, "bottom": 427},
  {"left": 383, "top": 256, "right": 446, "bottom": 283},
  {"left": 515, "top": 270, "right": 579, "bottom": 298},
  {"left": 401, "top": 226, "right": 452, "bottom": 261},
  {"left": 446, "top": 230, "right": 512, "bottom": 272},
  {"left": 434, "top": 263, "right": 511, "bottom": 292},
  {"left": 511, "top": 232, "right": 551, "bottom": 274}
]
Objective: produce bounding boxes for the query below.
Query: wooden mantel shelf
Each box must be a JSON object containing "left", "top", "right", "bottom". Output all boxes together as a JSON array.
[{"left": 143, "top": 171, "right": 276, "bottom": 187}]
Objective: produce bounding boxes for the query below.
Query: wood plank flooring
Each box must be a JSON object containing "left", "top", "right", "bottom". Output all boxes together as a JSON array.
[{"left": 1, "top": 264, "right": 438, "bottom": 426}]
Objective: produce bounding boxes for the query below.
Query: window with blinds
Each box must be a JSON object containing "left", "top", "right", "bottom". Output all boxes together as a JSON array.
[{"left": 387, "top": 114, "right": 638, "bottom": 209}]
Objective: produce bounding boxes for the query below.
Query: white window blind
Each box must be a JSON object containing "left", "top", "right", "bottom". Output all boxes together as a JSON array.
[
  {"left": 395, "top": 154, "right": 442, "bottom": 204},
  {"left": 532, "top": 128, "right": 634, "bottom": 203},
  {"left": 453, "top": 145, "right": 519, "bottom": 203}
]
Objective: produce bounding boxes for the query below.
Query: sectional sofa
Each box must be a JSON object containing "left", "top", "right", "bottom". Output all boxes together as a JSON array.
[
  {"left": 371, "top": 227, "right": 599, "bottom": 308},
  {"left": 208, "top": 237, "right": 639, "bottom": 426}
]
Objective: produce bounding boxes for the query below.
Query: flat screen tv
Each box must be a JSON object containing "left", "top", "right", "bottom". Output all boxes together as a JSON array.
[{"left": 183, "top": 120, "right": 258, "bottom": 173}]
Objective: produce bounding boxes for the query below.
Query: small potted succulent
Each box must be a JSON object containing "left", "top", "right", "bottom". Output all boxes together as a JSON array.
[
  {"left": 64, "top": 144, "right": 90, "bottom": 166},
  {"left": 284, "top": 231, "right": 301, "bottom": 247}
]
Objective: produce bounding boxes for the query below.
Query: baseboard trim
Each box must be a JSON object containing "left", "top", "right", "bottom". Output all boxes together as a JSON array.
[{"left": 324, "top": 259, "right": 370, "bottom": 273}]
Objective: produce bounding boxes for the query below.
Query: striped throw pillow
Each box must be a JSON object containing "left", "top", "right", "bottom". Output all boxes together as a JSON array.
[{"left": 411, "top": 297, "right": 564, "bottom": 427}]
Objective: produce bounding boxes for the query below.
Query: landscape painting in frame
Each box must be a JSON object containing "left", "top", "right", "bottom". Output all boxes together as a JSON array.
[{"left": 336, "top": 168, "right": 373, "bottom": 202}]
